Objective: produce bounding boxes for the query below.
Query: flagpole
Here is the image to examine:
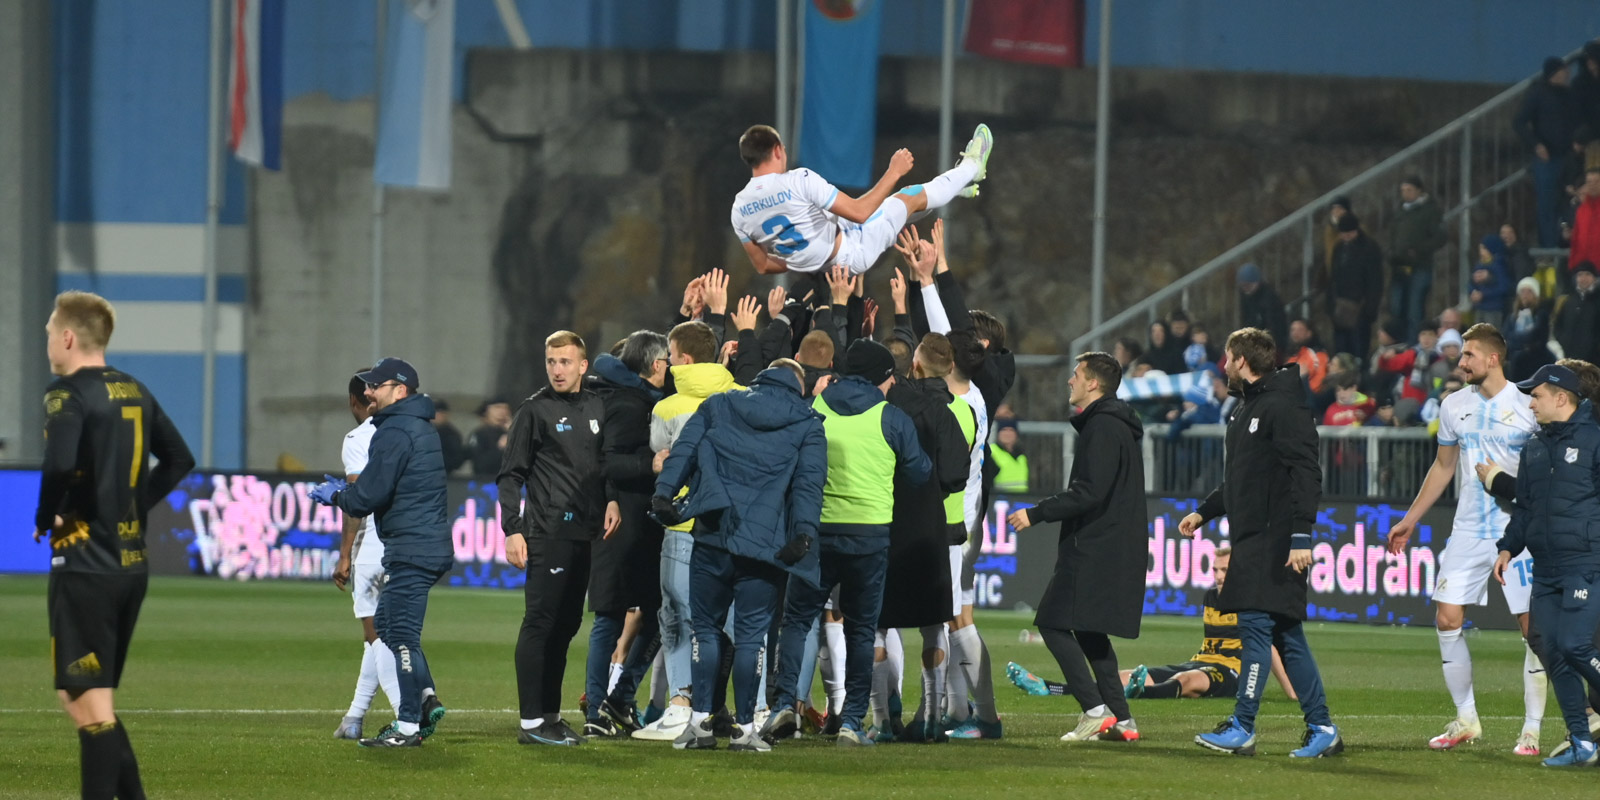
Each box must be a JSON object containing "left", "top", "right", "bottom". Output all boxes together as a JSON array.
[
  {"left": 1089, "top": 0, "right": 1112, "bottom": 348},
  {"left": 937, "top": 0, "right": 955, "bottom": 219},
  {"left": 371, "top": 0, "right": 387, "bottom": 363},
  {"left": 201, "top": 0, "right": 226, "bottom": 468},
  {"left": 776, "top": 0, "right": 792, "bottom": 141}
]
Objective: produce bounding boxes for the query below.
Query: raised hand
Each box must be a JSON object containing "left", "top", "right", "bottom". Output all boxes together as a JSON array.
[
  {"left": 767, "top": 286, "right": 788, "bottom": 320},
  {"left": 862, "top": 297, "right": 879, "bottom": 338},
  {"left": 931, "top": 218, "right": 949, "bottom": 274},
  {"left": 827, "top": 266, "right": 853, "bottom": 306},
  {"left": 719, "top": 339, "right": 738, "bottom": 366},
  {"left": 731, "top": 295, "right": 761, "bottom": 332},
  {"left": 681, "top": 276, "right": 706, "bottom": 318},
  {"left": 704, "top": 268, "right": 730, "bottom": 315},
  {"left": 889, "top": 268, "right": 909, "bottom": 314}
]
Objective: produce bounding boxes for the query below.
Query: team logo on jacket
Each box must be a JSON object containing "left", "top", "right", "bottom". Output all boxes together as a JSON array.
[
  {"left": 1249, "top": 417, "right": 1259, "bottom": 433},
  {"left": 590, "top": 419, "right": 600, "bottom": 434},
  {"left": 1566, "top": 447, "right": 1579, "bottom": 464}
]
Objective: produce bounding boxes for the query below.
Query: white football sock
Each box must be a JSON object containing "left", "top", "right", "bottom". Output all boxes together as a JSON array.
[
  {"left": 395, "top": 720, "right": 419, "bottom": 736},
  {"left": 689, "top": 710, "right": 709, "bottom": 727},
  {"left": 947, "top": 624, "right": 981, "bottom": 722},
  {"left": 346, "top": 641, "right": 378, "bottom": 718},
  {"left": 1438, "top": 628, "right": 1476, "bottom": 720},
  {"left": 521, "top": 717, "right": 543, "bottom": 730},
  {"left": 916, "top": 625, "right": 948, "bottom": 724},
  {"left": 884, "top": 629, "right": 905, "bottom": 703},
  {"left": 823, "top": 620, "right": 847, "bottom": 715},
  {"left": 1523, "top": 640, "right": 1547, "bottom": 731},
  {"left": 607, "top": 661, "right": 624, "bottom": 696},
  {"left": 917, "top": 159, "right": 982, "bottom": 210},
  {"left": 871, "top": 631, "right": 894, "bottom": 727},
  {"left": 971, "top": 628, "right": 1000, "bottom": 723},
  {"left": 371, "top": 638, "right": 402, "bottom": 714}
]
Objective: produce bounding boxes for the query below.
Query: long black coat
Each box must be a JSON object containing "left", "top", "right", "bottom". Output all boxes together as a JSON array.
[
  {"left": 1197, "top": 367, "right": 1321, "bottom": 620},
  {"left": 1029, "top": 397, "right": 1147, "bottom": 639},
  {"left": 585, "top": 359, "right": 665, "bottom": 613},
  {"left": 880, "top": 377, "right": 971, "bottom": 628}
]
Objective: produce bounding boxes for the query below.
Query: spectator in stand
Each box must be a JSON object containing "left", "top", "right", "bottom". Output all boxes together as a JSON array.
[
  {"left": 1377, "top": 323, "right": 1439, "bottom": 425},
  {"left": 1553, "top": 260, "right": 1600, "bottom": 363},
  {"left": 1389, "top": 177, "right": 1446, "bottom": 341},
  {"left": 1515, "top": 56, "right": 1580, "bottom": 248},
  {"left": 1323, "top": 373, "right": 1374, "bottom": 427},
  {"left": 1138, "top": 321, "right": 1186, "bottom": 375},
  {"left": 1328, "top": 212, "right": 1385, "bottom": 360},
  {"left": 1313, "top": 353, "right": 1360, "bottom": 420},
  {"left": 1428, "top": 329, "right": 1466, "bottom": 392},
  {"left": 1187, "top": 323, "right": 1220, "bottom": 366},
  {"left": 1285, "top": 318, "right": 1329, "bottom": 395},
  {"left": 467, "top": 398, "right": 512, "bottom": 480},
  {"left": 1571, "top": 43, "right": 1600, "bottom": 153},
  {"left": 1113, "top": 337, "right": 1143, "bottom": 377},
  {"left": 1168, "top": 310, "right": 1194, "bottom": 349},
  {"left": 1500, "top": 224, "right": 1537, "bottom": 285},
  {"left": 1507, "top": 277, "right": 1556, "bottom": 383},
  {"left": 1567, "top": 168, "right": 1600, "bottom": 276},
  {"left": 1236, "top": 263, "right": 1288, "bottom": 353},
  {"left": 430, "top": 398, "right": 467, "bottom": 474},
  {"left": 1470, "top": 234, "right": 1514, "bottom": 328},
  {"left": 1437, "top": 307, "right": 1463, "bottom": 336},
  {"left": 1322, "top": 195, "right": 1354, "bottom": 269},
  {"left": 992, "top": 414, "right": 1029, "bottom": 495}
]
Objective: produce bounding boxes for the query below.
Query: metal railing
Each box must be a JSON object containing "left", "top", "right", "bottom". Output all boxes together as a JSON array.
[
  {"left": 1069, "top": 46, "right": 1588, "bottom": 356},
  {"left": 1012, "top": 421, "right": 1449, "bottom": 503}
]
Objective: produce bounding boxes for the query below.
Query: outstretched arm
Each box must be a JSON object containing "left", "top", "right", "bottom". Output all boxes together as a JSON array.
[{"left": 829, "top": 149, "right": 914, "bottom": 224}]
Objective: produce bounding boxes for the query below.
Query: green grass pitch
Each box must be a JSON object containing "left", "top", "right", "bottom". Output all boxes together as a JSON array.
[{"left": 0, "top": 576, "right": 1593, "bottom": 798}]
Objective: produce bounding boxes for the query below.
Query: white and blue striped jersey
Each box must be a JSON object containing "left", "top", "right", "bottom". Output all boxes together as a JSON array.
[
  {"left": 730, "top": 169, "right": 841, "bottom": 274},
  {"left": 1435, "top": 382, "right": 1536, "bottom": 540}
]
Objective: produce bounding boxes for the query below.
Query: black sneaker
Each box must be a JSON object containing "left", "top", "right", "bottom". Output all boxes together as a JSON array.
[
  {"left": 360, "top": 724, "right": 421, "bottom": 748},
  {"left": 584, "top": 716, "right": 619, "bottom": 737},
  {"left": 600, "top": 698, "right": 643, "bottom": 734},
  {"left": 672, "top": 715, "right": 716, "bottom": 750},
  {"left": 418, "top": 694, "right": 446, "bottom": 739},
  {"left": 711, "top": 708, "right": 735, "bottom": 738},
  {"left": 821, "top": 713, "right": 843, "bottom": 737},
  {"left": 518, "top": 719, "right": 584, "bottom": 746}
]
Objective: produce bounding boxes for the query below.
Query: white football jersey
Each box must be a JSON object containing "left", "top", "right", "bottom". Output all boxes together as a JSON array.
[
  {"left": 341, "top": 419, "right": 385, "bottom": 565},
  {"left": 961, "top": 384, "right": 989, "bottom": 534},
  {"left": 730, "top": 169, "right": 841, "bottom": 274},
  {"left": 1435, "top": 381, "right": 1536, "bottom": 539}
]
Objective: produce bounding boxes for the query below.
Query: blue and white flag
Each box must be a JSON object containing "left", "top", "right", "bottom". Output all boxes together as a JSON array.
[
  {"left": 1117, "top": 370, "right": 1213, "bottom": 401},
  {"left": 798, "top": 0, "right": 882, "bottom": 189},
  {"left": 375, "top": 0, "right": 454, "bottom": 190},
  {"left": 227, "top": 0, "right": 284, "bottom": 170}
]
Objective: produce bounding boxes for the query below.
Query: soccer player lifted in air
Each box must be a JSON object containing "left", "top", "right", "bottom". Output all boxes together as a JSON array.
[
  {"left": 731, "top": 123, "right": 992, "bottom": 277},
  {"left": 36, "top": 290, "right": 195, "bottom": 800},
  {"left": 1385, "top": 324, "right": 1545, "bottom": 754}
]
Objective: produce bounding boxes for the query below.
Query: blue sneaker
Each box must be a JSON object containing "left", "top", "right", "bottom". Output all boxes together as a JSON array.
[
  {"left": 1006, "top": 662, "right": 1050, "bottom": 697},
  {"left": 1124, "top": 665, "right": 1149, "bottom": 699},
  {"left": 1289, "top": 724, "right": 1344, "bottom": 758},
  {"left": 837, "top": 722, "right": 876, "bottom": 748},
  {"left": 1543, "top": 736, "right": 1598, "bottom": 767},
  {"left": 947, "top": 716, "right": 1004, "bottom": 740},
  {"left": 1196, "top": 716, "right": 1257, "bottom": 756}
]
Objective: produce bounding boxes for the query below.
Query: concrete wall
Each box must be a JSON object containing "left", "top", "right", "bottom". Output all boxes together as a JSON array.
[{"left": 244, "top": 96, "right": 512, "bottom": 470}]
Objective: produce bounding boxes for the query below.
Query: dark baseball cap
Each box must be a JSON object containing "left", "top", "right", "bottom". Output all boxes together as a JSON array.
[
  {"left": 1515, "top": 363, "right": 1578, "bottom": 393},
  {"left": 357, "top": 357, "right": 420, "bottom": 391}
]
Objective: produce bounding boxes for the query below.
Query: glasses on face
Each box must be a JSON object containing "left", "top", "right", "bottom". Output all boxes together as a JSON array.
[{"left": 365, "top": 380, "right": 401, "bottom": 392}]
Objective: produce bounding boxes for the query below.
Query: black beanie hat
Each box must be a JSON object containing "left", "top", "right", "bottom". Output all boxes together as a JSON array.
[
  {"left": 843, "top": 339, "right": 896, "bottom": 384},
  {"left": 1336, "top": 213, "right": 1360, "bottom": 233}
]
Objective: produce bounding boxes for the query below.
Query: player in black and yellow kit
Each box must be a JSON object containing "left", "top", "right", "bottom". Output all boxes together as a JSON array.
[
  {"left": 33, "top": 291, "right": 194, "bottom": 800},
  {"left": 1007, "top": 547, "right": 1297, "bottom": 701}
]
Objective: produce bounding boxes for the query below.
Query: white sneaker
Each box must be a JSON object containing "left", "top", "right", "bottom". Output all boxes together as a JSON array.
[
  {"left": 1514, "top": 729, "right": 1540, "bottom": 756},
  {"left": 752, "top": 708, "right": 771, "bottom": 737},
  {"left": 632, "top": 704, "right": 692, "bottom": 741},
  {"left": 1060, "top": 709, "right": 1116, "bottom": 742},
  {"left": 1427, "top": 717, "right": 1482, "bottom": 750}
]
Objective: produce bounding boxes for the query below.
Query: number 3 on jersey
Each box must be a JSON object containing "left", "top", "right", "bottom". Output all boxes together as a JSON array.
[{"left": 761, "top": 215, "right": 809, "bottom": 255}]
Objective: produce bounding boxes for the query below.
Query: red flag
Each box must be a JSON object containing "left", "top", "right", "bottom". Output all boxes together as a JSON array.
[{"left": 963, "top": 0, "right": 1084, "bottom": 68}]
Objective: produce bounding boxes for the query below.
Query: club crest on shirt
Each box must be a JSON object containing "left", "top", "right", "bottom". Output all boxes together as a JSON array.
[
  {"left": 590, "top": 419, "right": 600, "bottom": 434},
  {"left": 1249, "top": 417, "right": 1259, "bottom": 433},
  {"left": 1567, "top": 447, "right": 1580, "bottom": 464},
  {"left": 1500, "top": 410, "right": 1515, "bottom": 424}
]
